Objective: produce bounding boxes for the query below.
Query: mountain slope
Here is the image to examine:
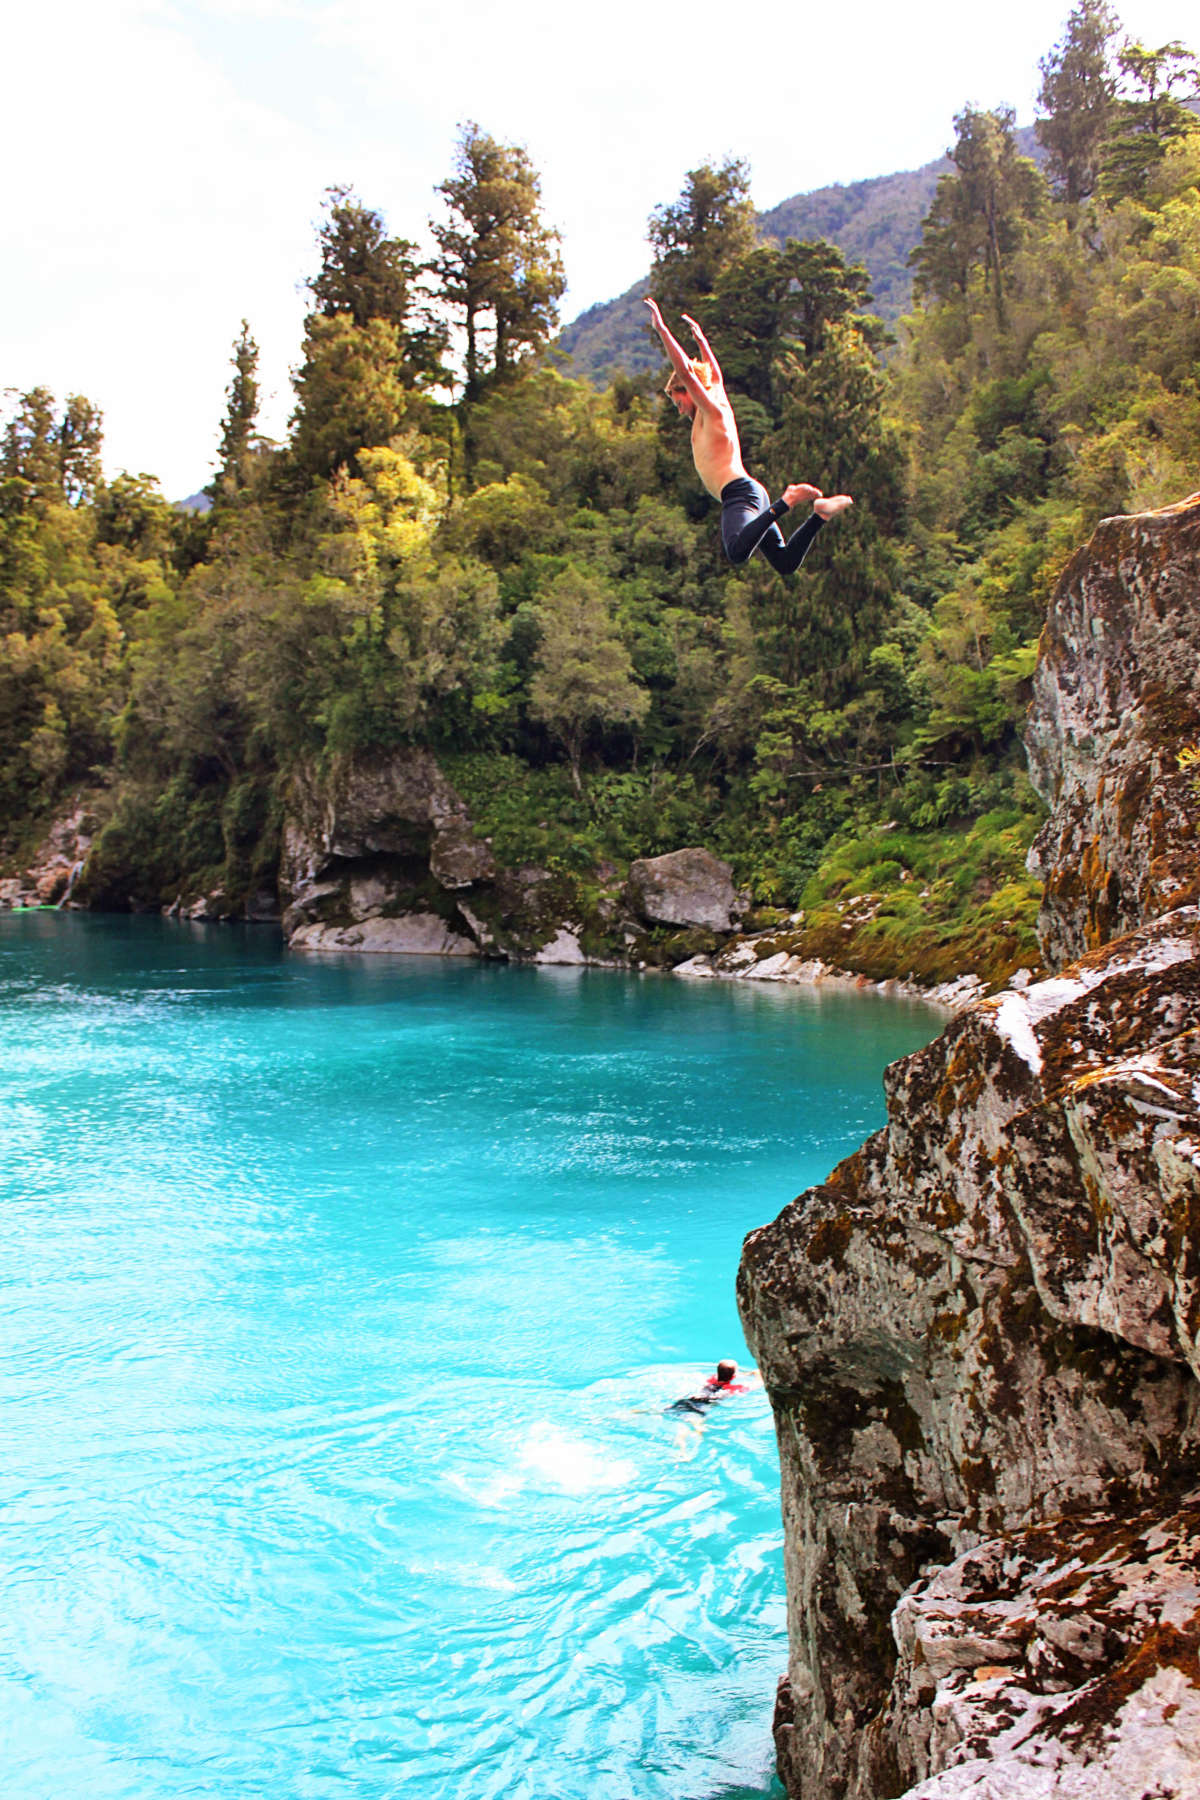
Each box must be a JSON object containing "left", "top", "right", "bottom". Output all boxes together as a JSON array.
[{"left": 557, "top": 128, "right": 1042, "bottom": 385}]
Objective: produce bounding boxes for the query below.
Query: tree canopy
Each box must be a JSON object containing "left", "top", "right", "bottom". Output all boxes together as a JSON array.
[{"left": 5, "top": 30, "right": 1200, "bottom": 985}]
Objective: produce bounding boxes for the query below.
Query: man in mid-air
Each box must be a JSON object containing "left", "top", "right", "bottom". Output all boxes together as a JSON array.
[{"left": 645, "top": 297, "right": 852, "bottom": 573}]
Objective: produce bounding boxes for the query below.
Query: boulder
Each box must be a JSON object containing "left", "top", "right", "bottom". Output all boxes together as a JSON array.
[
  {"left": 532, "top": 927, "right": 586, "bottom": 965},
  {"left": 626, "top": 848, "right": 736, "bottom": 932},
  {"left": 288, "top": 912, "right": 476, "bottom": 956},
  {"left": 739, "top": 912, "right": 1200, "bottom": 1800},
  {"left": 429, "top": 819, "right": 495, "bottom": 889}
]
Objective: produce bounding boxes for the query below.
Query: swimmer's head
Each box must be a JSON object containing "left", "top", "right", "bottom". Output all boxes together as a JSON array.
[{"left": 716, "top": 1359, "right": 738, "bottom": 1383}]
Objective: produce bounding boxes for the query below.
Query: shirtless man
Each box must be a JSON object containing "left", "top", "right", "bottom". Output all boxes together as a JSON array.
[{"left": 645, "top": 297, "right": 852, "bottom": 574}]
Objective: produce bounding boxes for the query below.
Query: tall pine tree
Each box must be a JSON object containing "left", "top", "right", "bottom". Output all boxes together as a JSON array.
[
  {"left": 292, "top": 187, "right": 446, "bottom": 480},
  {"left": 647, "top": 159, "right": 757, "bottom": 324},
  {"left": 208, "top": 321, "right": 261, "bottom": 503},
  {"left": 1100, "top": 40, "right": 1200, "bottom": 201},
  {"left": 1036, "top": 0, "right": 1121, "bottom": 206},
  {"left": 431, "top": 125, "right": 566, "bottom": 403},
  {"left": 911, "top": 108, "right": 1045, "bottom": 324}
]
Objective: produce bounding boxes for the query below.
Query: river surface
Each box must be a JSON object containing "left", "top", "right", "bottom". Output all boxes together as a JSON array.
[{"left": 0, "top": 914, "right": 941, "bottom": 1799}]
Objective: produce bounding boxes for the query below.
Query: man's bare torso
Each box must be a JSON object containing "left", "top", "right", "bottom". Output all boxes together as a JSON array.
[{"left": 691, "top": 389, "right": 747, "bottom": 499}]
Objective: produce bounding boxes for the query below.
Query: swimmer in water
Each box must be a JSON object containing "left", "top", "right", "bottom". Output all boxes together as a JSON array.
[
  {"left": 668, "top": 1358, "right": 750, "bottom": 1416},
  {"left": 645, "top": 297, "right": 853, "bottom": 573}
]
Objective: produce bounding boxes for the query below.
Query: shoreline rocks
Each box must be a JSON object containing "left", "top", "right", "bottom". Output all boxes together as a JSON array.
[
  {"left": 671, "top": 943, "right": 987, "bottom": 1013},
  {"left": 0, "top": 797, "right": 986, "bottom": 1011},
  {"left": 0, "top": 760, "right": 994, "bottom": 1013},
  {"left": 0, "top": 805, "right": 94, "bottom": 910}
]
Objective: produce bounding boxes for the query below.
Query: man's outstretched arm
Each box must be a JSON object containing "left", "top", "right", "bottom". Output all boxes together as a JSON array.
[{"left": 681, "top": 313, "right": 724, "bottom": 387}]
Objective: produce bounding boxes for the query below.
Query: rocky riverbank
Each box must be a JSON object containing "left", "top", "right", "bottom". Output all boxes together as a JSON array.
[{"left": 0, "top": 760, "right": 991, "bottom": 1011}]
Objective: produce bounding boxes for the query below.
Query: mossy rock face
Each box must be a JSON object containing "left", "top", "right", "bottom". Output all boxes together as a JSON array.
[
  {"left": 273, "top": 751, "right": 748, "bottom": 969},
  {"left": 638, "top": 926, "right": 722, "bottom": 968},
  {"left": 1027, "top": 497, "right": 1200, "bottom": 968},
  {"left": 737, "top": 907, "right": 1200, "bottom": 1800},
  {"left": 876, "top": 1496, "right": 1200, "bottom": 1798}
]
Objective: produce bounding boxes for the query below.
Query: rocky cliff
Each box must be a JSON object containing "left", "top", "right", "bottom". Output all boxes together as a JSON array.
[
  {"left": 275, "top": 750, "right": 743, "bottom": 965},
  {"left": 1027, "top": 496, "right": 1200, "bottom": 968},
  {"left": 737, "top": 495, "right": 1200, "bottom": 1799}
]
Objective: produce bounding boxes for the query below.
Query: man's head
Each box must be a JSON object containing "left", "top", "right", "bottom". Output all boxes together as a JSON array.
[
  {"left": 716, "top": 1359, "right": 738, "bottom": 1384},
  {"left": 664, "top": 358, "right": 712, "bottom": 418}
]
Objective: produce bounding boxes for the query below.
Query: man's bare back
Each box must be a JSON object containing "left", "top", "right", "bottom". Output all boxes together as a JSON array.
[{"left": 644, "top": 299, "right": 853, "bottom": 573}]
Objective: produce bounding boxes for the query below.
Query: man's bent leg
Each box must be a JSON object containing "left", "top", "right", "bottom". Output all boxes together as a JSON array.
[
  {"left": 757, "top": 511, "right": 824, "bottom": 576},
  {"left": 722, "top": 478, "right": 824, "bottom": 571}
]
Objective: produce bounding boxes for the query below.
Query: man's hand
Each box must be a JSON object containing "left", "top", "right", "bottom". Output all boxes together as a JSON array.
[
  {"left": 644, "top": 297, "right": 666, "bottom": 327},
  {"left": 813, "top": 494, "right": 853, "bottom": 520},
  {"left": 782, "top": 483, "right": 823, "bottom": 508},
  {"left": 681, "top": 313, "right": 722, "bottom": 383}
]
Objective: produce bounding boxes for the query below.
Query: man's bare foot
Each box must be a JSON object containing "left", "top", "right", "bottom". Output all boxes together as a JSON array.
[
  {"left": 783, "top": 483, "right": 822, "bottom": 507},
  {"left": 813, "top": 495, "right": 853, "bottom": 520}
]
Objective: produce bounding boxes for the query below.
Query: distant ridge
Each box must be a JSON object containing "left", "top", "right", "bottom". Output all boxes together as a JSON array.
[{"left": 557, "top": 127, "right": 1042, "bottom": 386}]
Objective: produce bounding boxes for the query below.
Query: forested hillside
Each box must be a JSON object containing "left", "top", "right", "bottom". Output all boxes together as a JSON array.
[
  {"left": 556, "top": 129, "right": 1044, "bottom": 384},
  {"left": 3, "top": 9, "right": 1199, "bottom": 986}
]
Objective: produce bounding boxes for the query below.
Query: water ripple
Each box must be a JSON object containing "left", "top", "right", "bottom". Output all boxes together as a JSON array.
[{"left": 0, "top": 917, "right": 941, "bottom": 1798}]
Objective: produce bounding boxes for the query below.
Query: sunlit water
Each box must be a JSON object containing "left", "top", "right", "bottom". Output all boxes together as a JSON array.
[{"left": 0, "top": 914, "right": 941, "bottom": 1799}]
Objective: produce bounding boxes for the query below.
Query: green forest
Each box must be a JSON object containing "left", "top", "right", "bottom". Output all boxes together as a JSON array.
[{"left": 3, "top": 3, "right": 1199, "bottom": 987}]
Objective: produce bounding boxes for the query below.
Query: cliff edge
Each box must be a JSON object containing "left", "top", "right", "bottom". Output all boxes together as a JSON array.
[{"left": 737, "top": 496, "right": 1200, "bottom": 1799}]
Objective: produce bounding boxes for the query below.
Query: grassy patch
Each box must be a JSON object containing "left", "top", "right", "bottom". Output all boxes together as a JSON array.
[
  {"left": 442, "top": 751, "right": 1047, "bottom": 988},
  {"left": 793, "top": 799, "right": 1045, "bottom": 988},
  {"left": 440, "top": 753, "right": 727, "bottom": 873}
]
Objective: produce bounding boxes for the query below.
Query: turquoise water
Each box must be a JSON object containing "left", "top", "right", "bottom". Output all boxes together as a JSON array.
[{"left": 0, "top": 915, "right": 940, "bottom": 1799}]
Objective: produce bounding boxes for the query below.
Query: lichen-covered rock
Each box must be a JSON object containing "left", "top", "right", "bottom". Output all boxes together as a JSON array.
[
  {"left": 737, "top": 494, "right": 1200, "bottom": 1799},
  {"left": 738, "top": 911, "right": 1200, "bottom": 1799},
  {"left": 626, "top": 848, "right": 736, "bottom": 931},
  {"left": 884, "top": 1498, "right": 1200, "bottom": 1799},
  {"left": 1026, "top": 495, "right": 1200, "bottom": 968},
  {"left": 428, "top": 819, "right": 496, "bottom": 889}
]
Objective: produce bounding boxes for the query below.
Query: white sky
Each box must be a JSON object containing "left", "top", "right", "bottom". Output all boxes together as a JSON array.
[{"left": 4, "top": 0, "right": 1197, "bottom": 497}]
